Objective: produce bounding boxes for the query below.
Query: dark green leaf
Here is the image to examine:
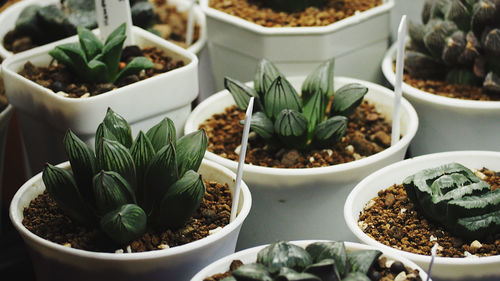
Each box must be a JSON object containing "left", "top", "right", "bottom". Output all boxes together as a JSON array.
[
  {"left": 101, "top": 108, "right": 133, "bottom": 149},
  {"left": 224, "top": 77, "right": 261, "bottom": 110},
  {"left": 310, "top": 241, "right": 348, "bottom": 277},
  {"left": 445, "top": 0, "right": 471, "bottom": 30},
  {"left": 423, "top": 20, "right": 458, "bottom": 58},
  {"left": 301, "top": 58, "right": 335, "bottom": 101},
  {"left": 78, "top": 26, "right": 103, "bottom": 61},
  {"left": 264, "top": 76, "right": 302, "bottom": 119},
  {"left": 313, "top": 116, "right": 347, "bottom": 147},
  {"left": 146, "top": 118, "right": 176, "bottom": 152},
  {"left": 130, "top": 131, "right": 155, "bottom": 204},
  {"left": 446, "top": 68, "right": 478, "bottom": 85},
  {"left": 92, "top": 171, "right": 135, "bottom": 215},
  {"left": 100, "top": 33, "right": 126, "bottom": 81},
  {"left": 100, "top": 204, "right": 147, "bottom": 244},
  {"left": 15, "top": 5, "right": 41, "bottom": 37},
  {"left": 115, "top": 56, "right": 154, "bottom": 82},
  {"left": 52, "top": 43, "right": 91, "bottom": 81},
  {"left": 471, "top": 0, "right": 496, "bottom": 35},
  {"left": 277, "top": 270, "right": 321, "bottom": 281},
  {"left": 254, "top": 59, "right": 282, "bottom": 97},
  {"left": 483, "top": 72, "right": 500, "bottom": 93},
  {"left": 304, "top": 259, "right": 341, "bottom": 281},
  {"left": 48, "top": 48, "right": 72, "bottom": 68},
  {"left": 88, "top": 59, "right": 108, "bottom": 83},
  {"left": 257, "top": 241, "right": 313, "bottom": 274},
  {"left": 233, "top": 264, "right": 273, "bottom": 281},
  {"left": 342, "top": 272, "right": 371, "bottom": 281},
  {"left": 250, "top": 111, "right": 274, "bottom": 139},
  {"left": 456, "top": 209, "right": 500, "bottom": 239},
  {"left": 483, "top": 28, "right": 500, "bottom": 56},
  {"left": 346, "top": 250, "right": 382, "bottom": 274},
  {"left": 274, "top": 109, "right": 308, "bottom": 148},
  {"left": 96, "top": 138, "right": 136, "bottom": 188},
  {"left": 302, "top": 91, "right": 325, "bottom": 136},
  {"left": 442, "top": 31, "right": 466, "bottom": 65},
  {"left": 104, "top": 22, "right": 126, "bottom": 45},
  {"left": 331, "top": 83, "right": 368, "bottom": 116},
  {"left": 176, "top": 130, "right": 207, "bottom": 178}
]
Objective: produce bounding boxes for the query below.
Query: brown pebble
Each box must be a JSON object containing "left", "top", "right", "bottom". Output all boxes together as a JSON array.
[
  {"left": 281, "top": 149, "right": 300, "bottom": 166},
  {"left": 384, "top": 193, "right": 395, "bottom": 208},
  {"left": 373, "top": 131, "right": 391, "bottom": 147}
]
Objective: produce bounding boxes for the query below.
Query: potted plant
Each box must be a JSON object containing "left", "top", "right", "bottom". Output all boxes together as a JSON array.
[
  {"left": 382, "top": 0, "right": 500, "bottom": 156},
  {"left": 9, "top": 108, "right": 252, "bottom": 281},
  {"left": 191, "top": 240, "right": 430, "bottom": 281},
  {"left": 344, "top": 150, "right": 500, "bottom": 281},
  {"left": 1, "top": 22, "right": 198, "bottom": 176},
  {"left": 201, "top": 0, "right": 396, "bottom": 89},
  {"left": 184, "top": 58, "right": 419, "bottom": 249}
]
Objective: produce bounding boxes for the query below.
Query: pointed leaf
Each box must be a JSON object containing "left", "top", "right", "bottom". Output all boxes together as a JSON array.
[
  {"left": 304, "top": 259, "right": 341, "bottom": 281},
  {"left": 78, "top": 26, "right": 103, "bottom": 61},
  {"left": 233, "top": 264, "right": 273, "bottom": 281},
  {"left": 48, "top": 48, "right": 72, "bottom": 68},
  {"left": 458, "top": 31, "right": 481, "bottom": 64},
  {"left": 302, "top": 90, "right": 325, "bottom": 136},
  {"left": 483, "top": 28, "right": 500, "bottom": 56},
  {"left": 442, "top": 31, "right": 466, "bottom": 65},
  {"left": 445, "top": 0, "right": 471, "bottom": 30},
  {"left": 225, "top": 76, "right": 261, "bottom": 110},
  {"left": 423, "top": 19, "right": 458, "bottom": 58},
  {"left": 257, "top": 241, "right": 313, "bottom": 274},
  {"left": 471, "top": 0, "right": 496, "bottom": 35},
  {"left": 264, "top": 76, "right": 302, "bottom": 119},
  {"left": 93, "top": 171, "right": 135, "bottom": 215},
  {"left": 51, "top": 42, "right": 91, "bottom": 81},
  {"left": 254, "top": 59, "right": 282, "bottom": 97},
  {"left": 301, "top": 58, "right": 335, "bottom": 101},
  {"left": 100, "top": 33, "right": 126, "bottom": 81},
  {"left": 101, "top": 108, "right": 133, "bottom": 148},
  {"left": 483, "top": 71, "right": 500, "bottom": 93},
  {"left": 63, "top": 130, "right": 97, "bottom": 203},
  {"left": 95, "top": 122, "right": 120, "bottom": 149},
  {"left": 105, "top": 22, "right": 126, "bottom": 45},
  {"left": 96, "top": 138, "right": 136, "bottom": 188},
  {"left": 309, "top": 241, "right": 348, "bottom": 277},
  {"left": 250, "top": 111, "right": 274, "bottom": 139},
  {"left": 88, "top": 59, "right": 109, "bottom": 83},
  {"left": 346, "top": 250, "right": 382, "bottom": 274},
  {"left": 42, "top": 164, "right": 93, "bottom": 225},
  {"left": 100, "top": 204, "right": 147, "bottom": 244},
  {"left": 274, "top": 109, "right": 308, "bottom": 148},
  {"left": 130, "top": 131, "right": 155, "bottom": 204},
  {"left": 151, "top": 170, "right": 205, "bottom": 229},
  {"left": 115, "top": 56, "right": 154, "bottom": 82},
  {"left": 331, "top": 83, "right": 368, "bottom": 116},
  {"left": 176, "top": 130, "right": 207, "bottom": 177},
  {"left": 146, "top": 118, "right": 176, "bottom": 152}
]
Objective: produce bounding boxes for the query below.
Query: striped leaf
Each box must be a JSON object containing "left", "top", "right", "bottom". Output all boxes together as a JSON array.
[
  {"left": 347, "top": 250, "right": 382, "bottom": 275},
  {"left": 250, "top": 112, "right": 274, "bottom": 139},
  {"left": 313, "top": 116, "right": 347, "bottom": 147},
  {"left": 63, "top": 130, "right": 97, "bottom": 203},
  {"left": 264, "top": 76, "right": 302, "bottom": 119},
  {"left": 176, "top": 130, "right": 207, "bottom": 178},
  {"left": 224, "top": 77, "right": 261, "bottom": 110},
  {"left": 93, "top": 171, "right": 135, "bottom": 215},
  {"left": 301, "top": 91, "right": 325, "bottom": 136},
  {"left": 146, "top": 118, "right": 176, "bottom": 152},
  {"left": 42, "top": 164, "right": 93, "bottom": 225},
  {"left": 130, "top": 131, "right": 155, "bottom": 204},
  {"left": 274, "top": 109, "right": 308, "bottom": 148},
  {"left": 301, "top": 58, "right": 335, "bottom": 101},
  {"left": 100, "top": 204, "right": 147, "bottom": 244},
  {"left": 254, "top": 59, "right": 282, "bottom": 97},
  {"left": 102, "top": 108, "right": 133, "bottom": 148},
  {"left": 331, "top": 83, "right": 368, "bottom": 117},
  {"left": 96, "top": 138, "right": 136, "bottom": 188}
]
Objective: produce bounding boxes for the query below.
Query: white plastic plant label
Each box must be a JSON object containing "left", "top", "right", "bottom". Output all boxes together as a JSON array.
[{"left": 94, "top": 0, "right": 134, "bottom": 45}]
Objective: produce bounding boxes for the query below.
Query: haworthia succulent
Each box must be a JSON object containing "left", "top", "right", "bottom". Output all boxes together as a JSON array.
[
  {"left": 100, "top": 204, "right": 147, "bottom": 244},
  {"left": 176, "top": 130, "right": 208, "bottom": 178}
]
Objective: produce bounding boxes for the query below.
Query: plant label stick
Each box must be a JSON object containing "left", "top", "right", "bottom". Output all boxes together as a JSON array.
[
  {"left": 186, "top": 0, "right": 195, "bottom": 46},
  {"left": 391, "top": 15, "right": 407, "bottom": 146},
  {"left": 230, "top": 97, "right": 254, "bottom": 222},
  {"left": 94, "top": 0, "right": 134, "bottom": 45},
  {"left": 427, "top": 243, "right": 438, "bottom": 281}
]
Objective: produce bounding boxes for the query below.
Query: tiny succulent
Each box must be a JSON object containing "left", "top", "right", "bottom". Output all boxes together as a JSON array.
[
  {"left": 42, "top": 108, "right": 208, "bottom": 244},
  {"left": 255, "top": 0, "right": 329, "bottom": 13},
  {"left": 406, "top": 0, "right": 500, "bottom": 93},
  {"left": 224, "top": 59, "right": 368, "bottom": 150},
  {"left": 403, "top": 162, "right": 500, "bottom": 240},
  {"left": 219, "top": 241, "right": 388, "bottom": 281},
  {"left": 48, "top": 23, "right": 154, "bottom": 84}
]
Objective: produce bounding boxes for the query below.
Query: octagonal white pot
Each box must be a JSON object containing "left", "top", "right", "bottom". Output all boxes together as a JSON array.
[
  {"left": 9, "top": 159, "right": 252, "bottom": 281},
  {"left": 382, "top": 42, "right": 500, "bottom": 156},
  {"left": 191, "top": 240, "right": 430, "bottom": 281},
  {"left": 185, "top": 76, "right": 418, "bottom": 250},
  {"left": 201, "top": 0, "right": 395, "bottom": 89},
  {"left": 344, "top": 151, "right": 500, "bottom": 281},
  {"left": 2, "top": 26, "right": 198, "bottom": 176}
]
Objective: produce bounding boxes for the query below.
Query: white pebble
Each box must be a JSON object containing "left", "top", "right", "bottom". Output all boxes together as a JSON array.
[
  {"left": 115, "top": 249, "right": 124, "bottom": 254},
  {"left": 209, "top": 227, "right": 223, "bottom": 235},
  {"left": 234, "top": 145, "right": 241, "bottom": 155},
  {"left": 63, "top": 243, "right": 71, "bottom": 247},
  {"left": 430, "top": 235, "right": 437, "bottom": 242},
  {"left": 400, "top": 208, "right": 407, "bottom": 214},
  {"left": 464, "top": 251, "right": 478, "bottom": 258},
  {"left": 324, "top": 149, "right": 333, "bottom": 156},
  {"left": 364, "top": 199, "right": 376, "bottom": 210},
  {"left": 358, "top": 221, "right": 368, "bottom": 231},
  {"left": 80, "top": 93, "right": 90, "bottom": 98},
  {"left": 248, "top": 131, "right": 257, "bottom": 140},
  {"left": 385, "top": 259, "right": 394, "bottom": 268},
  {"left": 309, "top": 156, "right": 315, "bottom": 163},
  {"left": 470, "top": 240, "right": 482, "bottom": 249},
  {"left": 394, "top": 271, "right": 407, "bottom": 281},
  {"left": 56, "top": 91, "right": 69, "bottom": 97},
  {"left": 353, "top": 153, "right": 363, "bottom": 160},
  {"left": 158, "top": 244, "right": 170, "bottom": 250},
  {"left": 345, "top": 145, "right": 354, "bottom": 153},
  {"left": 473, "top": 169, "right": 487, "bottom": 180},
  {"left": 126, "top": 245, "right": 132, "bottom": 253}
]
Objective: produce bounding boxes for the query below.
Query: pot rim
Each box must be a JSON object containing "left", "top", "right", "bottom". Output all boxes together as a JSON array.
[
  {"left": 9, "top": 158, "right": 252, "bottom": 261},
  {"left": 185, "top": 76, "right": 419, "bottom": 176},
  {"left": 1, "top": 26, "right": 198, "bottom": 105},
  {"left": 200, "top": 0, "right": 395, "bottom": 35},
  {"left": 344, "top": 150, "right": 500, "bottom": 266},
  {"left": 0, "top": 0, "right": 207, "bottom": 58},
  {"left": 382, "top": 40, "right": 500, "bottom": 109},
  {"left": 190, "top": 240, "right": 430, "bottom": 281}
]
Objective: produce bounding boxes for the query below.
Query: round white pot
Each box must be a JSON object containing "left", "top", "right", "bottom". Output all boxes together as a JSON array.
[
  {"left": 1, "top": 26, "right": 198, "bottom": 176},
  {"left": 382, "top": 42, "right": 500, "bottom": 156},
  {"left": 344, "top": 150, "right": 500, "bottom": 281},
  {"left": 201, "top": 0, "right": 395, "bottom": 89},
  {"left": 9, "top": 159, "right": 252, "bottom": 281},
  {"left": 185, "top": 76, "right": 419, "bottom": 250},
  {"left": 190, "top": 240, "right": 430, "bottom": 281}
]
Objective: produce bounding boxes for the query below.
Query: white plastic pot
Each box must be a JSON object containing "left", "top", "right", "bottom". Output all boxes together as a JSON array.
[
  {"left": 190, "top": 240, "right": 430, "bottom": 281},
  {"left": 9, "top": 159, "right": 252, "bottom": 281},
  {"left": 201, "top": 0, "right": 395, "bottom": 89},
  {"left": 184, "top": 76, "right": 418, "bottom": 250},
  {"left": 2, "top": 26, "right": 198, "bottom": 177},
  {"left": 382, "top": 42, "right": 500, "bottom": 156},
  {"left": 344, "top": 151, "right": 500, "bottom": 281}
]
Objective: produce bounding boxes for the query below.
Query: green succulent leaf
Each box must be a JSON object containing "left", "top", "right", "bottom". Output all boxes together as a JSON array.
[
  {"left": 254, "top": 59, "right": 282, "bottom": 97},
  {"left": 301, "top": 58, "right": 335, "bottom": 101},
  {"left": 100, "top": 204, "right": 147, "bottom": 244},
  {"left": 130, "top": 131, "right": 155, "bottom": 204},
  {"left": 87, "top": 59, "right": 109, "bottom": 83},
  {"left": 146, "top": 118, "right": 176, "bottom": 152},
  {"left": 405, "top": 50, "right": 447, "bottom": 79},
  {"left": 331, "top": 83, "right": 368, "bottom": 116},
  {"left": 346, "top": 250, "right": 382, "bottom": 274},
  {"left": 250, "top": 111, "right": 274, "bottom": 139},
  {"left": 471, "top": 0, "right": 496, "bottom": 35},
  {"left": 302, "top": 91, "right": 325, "bottom": 136},
  {"left": 104, "top": 22, "right": 126, "bottom": 45},
  {"left": 442, "top": 31, "right": 466, "bottom": 65},
  {"left": 115, "top": 56, "right": 154, "bottom": 82},
  {"left": 445, "top": 0, "right": 471, "bottom": 30},
  {"left": 48, "top": 48, "right": 73, "bottom": 69},
  {"left": 408, "top": 20, "right": 428, "bottom": 51},
  {"left": 264, "top": 76, "right": 302, "bottom": 119},
  {"left": 274, "top": 109, "right": 308, "bottom": 148},
  {"left": 456, "top": 209, "right": 500, "bottom": 239},
  {"left": 303, "top": 259, "right": 340, "bottom": 281},
  {"left": 483, "top": 28, "right": 500, "bottom": 56},
  {"left": 101, "top": 33, "right": 126, "bottom": 82},
  {"left": 424, "top": 19, "right": 458, "bottom": 58},
  {"left": 176, "top": 130, "right": 208, "bottom": 178},
  {"left": 151, "top": 170, "right": 205, "bottom": 229},
  {"left": 446, "top": 68, "right": 478, "bottom": 85},
  {"left": 232, "top": 264, "right": 273, "bottom": 281},
  {"left": 257, "top": 241, "right": 313, "bottom": 274},
  {"left": 50, "top": 42, "right": 90, "bottom": 81},
  {"left": 42, "top": 164, "right": 93, "bottom": 225},
  {"left": 63, "top": 130, "right": 97, "bottom": 203},
  {"left": 92, "top": 171, "right": 135, "bottom": 215},
  {"left": 483, "top": 71, "right": 500, "bottom": 92},
  {"left": 458, "top": 31, "right": 480, "bottom": 64},
  {"left": 277, "top": 270, "right": 321, "bottom": 281},
  {"left": 77, "top": 26, "right": 103, "bottom": 61},
  {"left": 224, "top": 77, "right": 261, "bottom": 110},
  {"left": 101, "top": 108, "right": 133, "bottom": 148},
  {"left": 96, "top": 138, "right": 136, "bottom": 188},
  {"left": 306, "top": 241, "right": 348, "bottom": 277},
  {"left": 342, "top": 272, "right": 371, "bottom": 281}
]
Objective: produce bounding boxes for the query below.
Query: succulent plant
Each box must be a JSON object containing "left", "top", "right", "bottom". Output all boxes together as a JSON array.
[
  {"left": 220, "top": 241, "right": 385, "bottom": 281},
  {"left": 42, "top": 108, "right": 208, "bottom": 244},
  {"left": 224, "top": 59, "right": 368, "bottom": 150},
  {"left": 48, "top": 23, "right": 154, "bottom": 84},
  {"left": 403, "top": 162, "right": 500, "bottom": 240},
  {"left": 406, "top": 0, "right": 500, "bottom": 93},
  {"left": 254, "top": 0, "right": 329, "bottom": 13}
]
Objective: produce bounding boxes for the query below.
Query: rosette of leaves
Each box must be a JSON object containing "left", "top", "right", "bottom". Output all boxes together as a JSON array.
[
  {"left": 42, "top": 108, "right": 208, "bottom": 244},
  {"left": 220, "top": 241, "right": 384, "bottom": 281},
  {"left": 403, "top": 162, "right": 500, "bottom": 240},
  {"left": 406, "top": 0, "right": 500, "bottom": 93},
  {"left": 255, "top": 0, "right": 329, "bottom": 13},
  {"left": 48, "top": 23, "right": 154, "bottom": 84},
  {"left": 224, "top": 59, "right": 368, "bottom": 150}
]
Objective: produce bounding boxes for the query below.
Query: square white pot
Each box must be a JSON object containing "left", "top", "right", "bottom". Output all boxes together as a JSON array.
[
  {"left": 185, "top": 76, "right": 418, "bottom": 250},
  {"left": 201, "top": 0, "right": 395, "bottom": 89},
  {"left": 2, "top": 26, "right": 199, "bottom": 176}
]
